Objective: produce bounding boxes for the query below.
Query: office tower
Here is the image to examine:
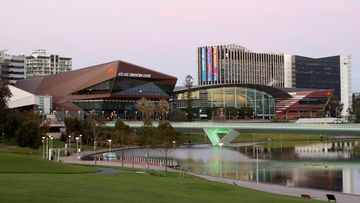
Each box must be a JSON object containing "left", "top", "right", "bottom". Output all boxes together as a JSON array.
[{"left": 0, "top": 50, "right": 25, "bottom": 84}]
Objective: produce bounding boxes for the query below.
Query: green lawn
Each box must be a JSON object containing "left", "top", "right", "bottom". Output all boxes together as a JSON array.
[
  {"left": 0, "top": 152, "right": 323, "bottom": 203},
  {"left": 0, "top": 153, "right": 98, "bottom": 174}
]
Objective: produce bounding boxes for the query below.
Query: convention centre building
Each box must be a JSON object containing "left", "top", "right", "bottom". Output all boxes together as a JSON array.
[{"left": 10, "top": 59, "right": 333, "bottom": 120}]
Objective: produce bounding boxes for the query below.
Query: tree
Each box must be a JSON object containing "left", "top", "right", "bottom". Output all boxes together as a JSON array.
[
  {"left": 184, "top": 75, "right": 194, "bottom": 121},
  {"left": 137, "top": 97, "right": 156, "bottom": 125},
  {"left": 157, "top": 99, "right": 170, "bottom": 120},
  {"left": 238, "top": 107, "right": 254, "bottom": 119},
  {"left": 351, "top": 98, "right": 360, "bottom": 123},
  {"left": 0, "top": 82, "right": 12, "bottom": 137},
  {"left": 325, "top": 95, "right": 343, "bottom": 117},
  {"left": 225, "top": 107, "right": 238, "bottom": 119},
  {"left": 86, "top": 115, "right": 105, "bottom": 164},
  {"left": 114, "top": 119, "right": 132, "bottom": 146},
  {"left": 168, "top": 109, "right": 187, "bottom": 122},
  {"left": 64, "top": 117, "right": 81, "bottom": 136},
  {"left": 156, "top": 121, "right": 177, "bottom": 170},
  {"left": 16, "top": 121, "right": 41, "bottom": 151}
]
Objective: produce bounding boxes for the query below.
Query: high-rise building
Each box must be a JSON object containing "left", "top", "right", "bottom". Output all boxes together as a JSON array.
[
  {"left": 198, "top": 44, "right": 285, "bottom": 87},
  {"left": 285, "top": 55, "right": 352, "bottom": 116},
  {"left": 0, "top": 50, "right": 26, "bottom": 84},
  {"left": 25, "top": 49, "right": 72, "bottom": 78},
  {"left": 197, "top": 44, "right": 352, "bottom": 116}
]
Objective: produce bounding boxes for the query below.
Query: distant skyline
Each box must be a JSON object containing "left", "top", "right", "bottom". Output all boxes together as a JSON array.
[{"left": 2, "top": 0, "right": 359, "bottom": 91}]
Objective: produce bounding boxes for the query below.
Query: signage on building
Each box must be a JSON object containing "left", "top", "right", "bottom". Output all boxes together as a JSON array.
[
  {"left": 106, "top": 67, "right": 117, "bottom": 76},
  {"left": 118, "top": 72, "right": 151, "bottom": 78}
]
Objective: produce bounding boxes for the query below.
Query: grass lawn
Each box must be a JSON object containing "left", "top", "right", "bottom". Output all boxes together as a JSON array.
[
  {"left": 0, "top": 153, "right": 98, "bottom": 174},
  {"left": 0, "top": 152, "right": 323, "bottom": 203}
]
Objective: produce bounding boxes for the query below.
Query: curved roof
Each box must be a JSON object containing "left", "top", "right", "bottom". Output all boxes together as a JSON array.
[
  {"left": 15, "top": 60, "right": 177, "bottom": 111},
  {"left": 174, "top": 83, "right": 292, "bottom": 98}
]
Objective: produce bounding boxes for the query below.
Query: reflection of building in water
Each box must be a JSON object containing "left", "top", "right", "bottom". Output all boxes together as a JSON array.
[
  {"left": 294, "top": 141, "right": 359, "bottom": 159},
  {"left": 343, "top": 168, "right": 360, "bottom": 195}
]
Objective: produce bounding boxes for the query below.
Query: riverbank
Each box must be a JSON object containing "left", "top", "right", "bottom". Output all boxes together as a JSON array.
[
  {"left": 0, "top": 152, "right": 322, "bottom": 203},
  {"left": 60, "top": 153, "right": 360, "bottom": 203}
]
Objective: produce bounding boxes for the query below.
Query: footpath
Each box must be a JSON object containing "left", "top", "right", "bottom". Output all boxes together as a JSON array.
[{"left": 60, "top": 154, "right": 360, "bottom": 203}]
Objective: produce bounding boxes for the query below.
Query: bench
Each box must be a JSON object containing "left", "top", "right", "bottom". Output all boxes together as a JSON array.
[
  {"left": 301, "top": 194, "right": 311, "bottom": 199},
  {"left": 326, "top": 194, "right": 336, "bottom": 202}
]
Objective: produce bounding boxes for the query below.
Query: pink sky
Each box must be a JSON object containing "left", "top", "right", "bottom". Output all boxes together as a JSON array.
[{"left": 1, "top": 0, "right": 360, "bottom": 90}]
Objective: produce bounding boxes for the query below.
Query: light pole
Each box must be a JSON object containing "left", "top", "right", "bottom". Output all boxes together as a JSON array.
[
  {"left": 42, "top": 137, "right": 45, "bottom": 158},
  {"left": 68, "top": 135, "right": 71, "bottom": 154},
  {"left": 254, "top": 145, "right": 260, "bottom": 182},
  {"left": 124, "top": 111, "right": 127, "bottom": 120},
  {"left": 218, "top": 142, "right": 223, "bottom": 178},
  {"left": 49, "top": 136, "right": 53, "bottom": 160},
  {"left": 75, "top": 137, "right": 80, "bottom": 159},
  {"left": 108, "top": 139, "right": 112, "bottom": 152},
  {"left": 78, "top": 111, "right": 81, "bottom": 119},
  {"left": 50, "top": 136, "right": 53, "bottom": 150},
  {"left": 45, "top": 136, "right": 48, "bottom": 159},
  {"left": 135, "top": 111, "right": 138, "bottom": 121},
  {"left": 172, "top": 140, "right": 176, "bottom": 170},
  {"left": 79, "top": 134, "right": 82, "bottom": 156}
]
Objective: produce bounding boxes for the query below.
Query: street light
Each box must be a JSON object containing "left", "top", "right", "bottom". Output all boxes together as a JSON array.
[
  {"left": 68, "top": 135, "right": 71, "bottom": 154},
  {"left": 42, "top": 137, "right": 45, "bottom": 158},
  {"left": 124, "top": 111, "right": 127, "bottom": 120},
  {"left": 254, "top": 145, "right": 260, "bottom": 182},
  {"left": 49, "top": 136, "right": 53, "bottom": 160},
  {"left": 50, "top": 136, "right": 53, "bottom": 150},
  {"left": 75, "top": 137, "right": 79, "bottom": 159},
  {"left": 135, "top": 111, "right": 138, "bottom": 120},
  {"left": 108, "top": 139, "right": 112, "bottom": 152},
  {"left": 218, "top": 142, "right": 224, "bottom": 178},
  {"left": 172, "top": 140, "right": 176, "bottom": 170},
  {"left": 79, "top": 134, "right": 82, "bottom": 155}
]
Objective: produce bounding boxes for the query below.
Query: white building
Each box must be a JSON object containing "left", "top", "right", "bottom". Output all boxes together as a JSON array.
[
  {"left": 8, "top": 85, "right": 52, "bottom": 114},
  {"left": 25, "top": 49, "right": 72, "bottom": 78}
]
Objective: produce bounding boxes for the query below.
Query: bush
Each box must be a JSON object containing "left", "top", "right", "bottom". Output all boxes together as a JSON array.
[
  {"left": 168, "top": 109, "right": 187, "bottom": 122},
  {"left": 60, "top": 133, "right": 67, "bottom": 142}
]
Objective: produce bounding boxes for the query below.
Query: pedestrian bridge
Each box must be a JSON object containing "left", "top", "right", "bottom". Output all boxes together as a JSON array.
[{"left": 105, "top": 121, "right": 360, "bottom": 146}]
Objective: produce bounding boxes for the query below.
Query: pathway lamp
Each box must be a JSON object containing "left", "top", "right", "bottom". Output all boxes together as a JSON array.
[
  {"left": 79, "top": 134, "right": 82, "bottom": 155},
  {"left": 218, "top": 142, "right": 224, "bottom": 178},
  {"left": 108, "top": 139, "right": 112, "bottom": 152},
  {"left": 68, "top": 135, "right": 71, "bottom": 154},
  {"left": 254, "top": 145, "right": 260, "bottom": 182},
  {"left": 75, "top": 137, "right": 79, "bottom": 159},
  {"left": 42, "top": 136, "right": 45, "bottom": 158},
  {"left": 172, "top": 140, "right": 176, "bottom": 170}
]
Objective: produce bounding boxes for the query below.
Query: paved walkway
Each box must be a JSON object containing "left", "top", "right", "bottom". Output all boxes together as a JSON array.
[
  {"left": 91, "top": 168, "right": 125, "bottom": 175},
  {"left": 192, "top": 174, "right": 360, "bottom": 203},
  {"left": 60, "top": 154, "right": 360, "bottom": 203}
]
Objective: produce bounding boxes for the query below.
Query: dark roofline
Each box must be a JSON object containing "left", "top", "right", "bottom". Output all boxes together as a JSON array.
[
  {"left": 174, "top": 84, "right": 293, "bottom": 99},
  {"left": 118, "top": 60, "right": 177, "bottom": 80}
]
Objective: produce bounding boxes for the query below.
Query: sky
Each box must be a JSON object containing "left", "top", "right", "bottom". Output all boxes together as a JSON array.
[{"left": 1, "top": 0, "right": 360, "bottom": 91}]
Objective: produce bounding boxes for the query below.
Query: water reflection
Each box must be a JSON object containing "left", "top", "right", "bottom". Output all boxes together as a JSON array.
[{"left": 117, "top": 139, "right": 360, "bottom": 195}]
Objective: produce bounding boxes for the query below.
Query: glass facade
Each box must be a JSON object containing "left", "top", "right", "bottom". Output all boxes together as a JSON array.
[
  {"left": 73, "top": 76, "right": 173, "bottom": 97},
  {"left": 174, "top": 86, "right": 275, "bottom": 117},
  {"left": 71, "top": 76, "right": 174, "bottom": 117},
  {"left": 294, "top": 55, "right": 341, "bottom": 99}
]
